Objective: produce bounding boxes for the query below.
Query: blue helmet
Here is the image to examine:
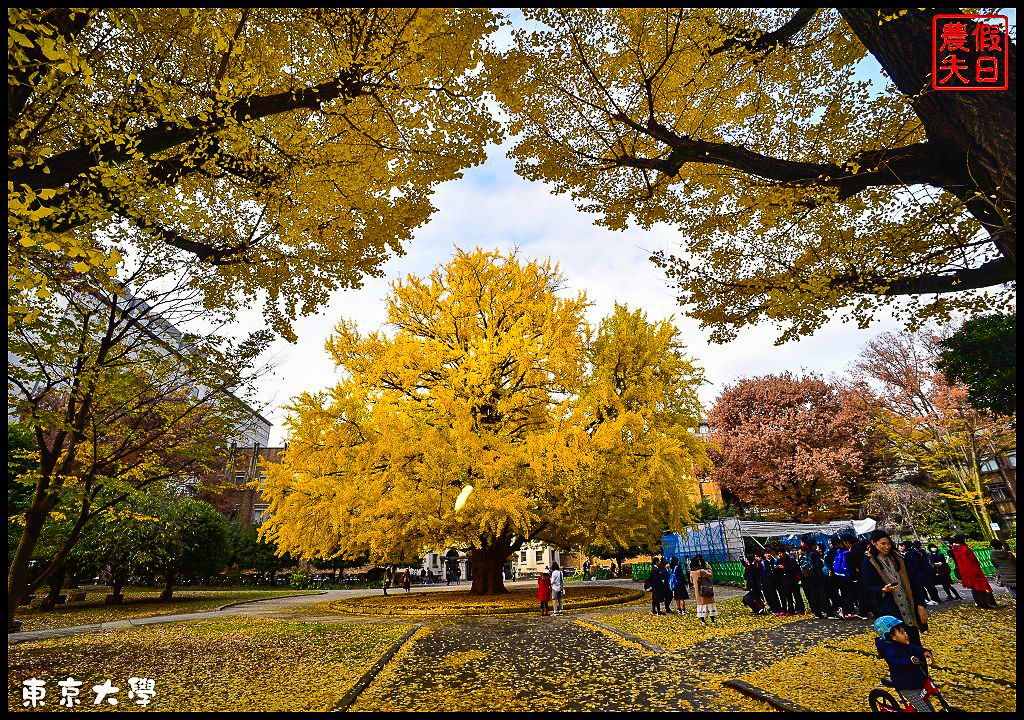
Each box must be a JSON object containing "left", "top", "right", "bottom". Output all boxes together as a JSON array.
[{"left": 873, "top": 615, "right": 904, "bottom": 638}]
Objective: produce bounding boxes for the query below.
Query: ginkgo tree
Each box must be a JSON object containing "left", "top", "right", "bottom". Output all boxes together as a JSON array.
[
  {"left": 490, "top": 8, "right": 1015, "bottom": 343},
  {"left": 9, "top": 8, "right": 501, "bottom": 339},
  {"left": 260, "top": 250, "right": 708, "bottom": 594}
]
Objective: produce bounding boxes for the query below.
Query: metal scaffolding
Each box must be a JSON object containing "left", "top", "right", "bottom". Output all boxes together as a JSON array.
[{"left": 662, "top": 518, "right": 877, "bottom": 562}]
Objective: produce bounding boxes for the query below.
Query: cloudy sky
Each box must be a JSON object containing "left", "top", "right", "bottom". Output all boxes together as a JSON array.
[
  {"left": 246, "top": 11, "right": 1012, "bottom": 446},
  {"left": 252, "top": 143, "right": 921, "bottom": 446}
]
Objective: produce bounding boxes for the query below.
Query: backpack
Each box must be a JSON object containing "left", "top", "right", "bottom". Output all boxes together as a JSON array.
[
  {"left": 798, "top": 553, "right": 815, "bottom": 577},
  {"left": 667, "top": 567, "right": 678, "bottom": 591},
  {"left": 697, "top": 574, "right": 714, "bottom": 599}
]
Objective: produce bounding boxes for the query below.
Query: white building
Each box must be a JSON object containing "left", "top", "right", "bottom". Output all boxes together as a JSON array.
[{"left": 416, "top": 540, "right": 565, "bottom": 583}]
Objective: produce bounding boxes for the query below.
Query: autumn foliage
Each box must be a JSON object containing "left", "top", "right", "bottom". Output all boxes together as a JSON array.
[
  {"left": 260, "top": 250, "right": 707, "bottom": 593},
  {"left": 9, "top": 8, "right": 501, "bottom": 338},
  {"left": 490, "top": 8, "right": 1015, "bottom": 343},
  {"left": 707, "top": 373, "right": 868, "bottom": 521},
  {"left": 851, "top": 329, "right": 1015, "bottom": 538}
]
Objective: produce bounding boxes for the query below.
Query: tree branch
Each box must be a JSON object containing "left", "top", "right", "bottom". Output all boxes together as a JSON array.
[{"left": 710, "top": 8, "right": 819, "bottom": 57}]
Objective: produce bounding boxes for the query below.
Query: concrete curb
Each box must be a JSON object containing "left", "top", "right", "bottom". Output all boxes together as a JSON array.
[
  {"left": 324, "top": 590, "right": 645, "bottom": 617},
  {"left": 722, "top": 679, "right": 810, "bottom": 712},
  {"left": 331, "top": 624, "right": 422, "bottom": 712},
  {"left": 578, "top": 619, "right": 666, "bottom": 654},
  {"left": 217, "top": 591, "right": 327, "bottom": 611}
]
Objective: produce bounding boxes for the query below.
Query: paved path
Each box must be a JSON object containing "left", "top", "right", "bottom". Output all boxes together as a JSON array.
[
  {"left": 7, "top": 579, "right": 653, "bottom": 644},
  {"left": 349, "top": 613, "right": 739, "bottom": 711}
]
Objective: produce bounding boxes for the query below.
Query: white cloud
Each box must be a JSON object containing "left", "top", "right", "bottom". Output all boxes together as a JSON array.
[{"left": 249, "top": 138, "right": 923, "bottom": 446}]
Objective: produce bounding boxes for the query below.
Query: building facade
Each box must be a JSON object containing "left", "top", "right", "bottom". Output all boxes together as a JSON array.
[{"left": 982, "top": 449, "right": 1017, "bottom": 532}]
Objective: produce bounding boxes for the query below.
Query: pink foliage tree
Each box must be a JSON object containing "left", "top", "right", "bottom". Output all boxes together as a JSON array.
[{"left": 708, "top": 373, "right": 868, "bottom": 521}]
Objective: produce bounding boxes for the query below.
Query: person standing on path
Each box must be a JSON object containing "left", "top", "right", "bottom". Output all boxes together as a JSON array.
[
  {"left": 798, "top": 541, "right": 828, "bottom": 618},
  {"left": 989, "top": 539, "right": 1016, "bottom": 598},
  {"left": 402, "top": 570, "right": 411, "bottom": 593},
  {"left": 902, "top": 542, "right": 940, "bottom": 605},
  {"left": 926, "top": 544, "right": 960, "bottom": 600},
  {"left": 863, "top": 530, "right": 928, "bottom": 647},
  {"left": 648, "top": 557, "right": 666, "bottom": 615},
  {"left": 538, "top": 570, "right": 552, "bottom": 616},
  {"left": 760, "top": 550, "right": 782, "bottom": 614},
  {"left": 382, "top": 566, "right": 393, "bottom": 596},
  {"left": 690, "top": 555, "right": 718, "bottom": 626},
  {"left": 831, "top": 536, "right": 857, "bottom": 618},
  {"left": 550, "top": 562, "right": 565, "bottom": 615},
  {"left": 659, "top": 558, "right": 676, "bottom": 613},
  {"left": 848, "top": 535, "right": 873, "bottom": 619},
  {"left": 950, "top": 535, "right": 997, "bottom": 608},
  {"left": 669, "top": 557, "right": 689, "bottom": 613}
]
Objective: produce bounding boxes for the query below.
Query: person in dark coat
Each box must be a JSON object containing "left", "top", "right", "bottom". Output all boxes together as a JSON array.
[
  {"left": 648, "top": 557, "right": 666, "bottom": 615},
  {"left": 670, "top": 557, "right": 689, "bottom": 613},
  {"left": 759, "top": 550, "right": 782, "bottom": 614},
  {"left": 798, "top": 541, "right": 829, "bottom": 618},
  {"left": 847, "top": 536, "right": 873, "bottom": 619},
  {"left": 776, "top": 550, "right": 804, "bottom": 614},
  {"left": 926, "top": 543, "right": 960, "bottom": 600},
  {"left": 863, "top": 530, "right": 928, "bottom": 646},
  {"left": 910, "top": 541, "right": 941, "bottom": 604},
  {"left": 873, "top": 616, "right": 935, "bottom": 712},
  {"left": 742, "top": 555, "right": 765, "bottom": 614}
]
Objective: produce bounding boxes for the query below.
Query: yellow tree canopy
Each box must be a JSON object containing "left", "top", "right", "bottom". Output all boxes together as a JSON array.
[
  {"left": 489, "top": 9, "right": 1015, "bottom": 343},
  {"left": 9, "top": 8, "right": 501, "bottom": 338},
  {"left": 259, "top": 250, "right": 707, "bottom": 592}
]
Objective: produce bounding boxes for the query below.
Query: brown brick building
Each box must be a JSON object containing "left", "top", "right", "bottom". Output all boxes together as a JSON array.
[{"left": 198, "top": 444, "right": 285, "bottom": 528}]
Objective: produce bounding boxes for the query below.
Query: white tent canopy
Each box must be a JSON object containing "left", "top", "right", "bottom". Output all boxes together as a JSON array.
[
  {"left": 665, "top": 517, "right": 878, "bottom": 562},
  {"left": 736, "top": 518, "right": 877, "bottom": 539}
]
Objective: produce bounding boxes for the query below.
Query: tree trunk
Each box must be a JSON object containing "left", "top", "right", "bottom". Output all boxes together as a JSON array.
[
  {"left": 469, "top": 544, "right": 510, "bottom": 595},
  {"left": 840, "top": 8, "right": 1016, "bottom": 264},
  {"left": 7, "top": 499, "right": 53, "bottom": 627},
  {"left": 39, "top": 565, "right": 68, "bottom": 611},
  {"left": 108, "top": 573, "right": 126, "bottom": 604},
  {"left": 161, "top": 570, "right": 177, "bottom": 601}
]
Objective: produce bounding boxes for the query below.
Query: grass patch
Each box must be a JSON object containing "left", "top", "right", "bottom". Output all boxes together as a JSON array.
[
  {"left": 742, "top": 599, "right": 1017, "bottom": 713},
  {"left": 319, "top": 586, "right": 641, "bottom": 616},
  {"left": 590, "top": 596, "right": 803, "bottom": 653},
  {"left": 8, "top": 617, "right": 412, "bottom": 712},
  {"left": 14, "top": 590, "right": 320, "bottom": 632}
]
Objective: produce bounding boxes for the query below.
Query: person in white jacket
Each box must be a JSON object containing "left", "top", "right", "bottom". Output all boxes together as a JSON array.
[{"left": 550, "top": 563, "right": 565, "bottom": 615}]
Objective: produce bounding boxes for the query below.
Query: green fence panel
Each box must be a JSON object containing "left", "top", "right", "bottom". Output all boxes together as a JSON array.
[
  {"left": 938, "top": 548, "right": 995, "bottom": 578},
  {"left": 633, "top": 562, "right": 651, "bottom": 581},
  {"left": 711, "top": 561, "right": 744, "bottom": 586}
]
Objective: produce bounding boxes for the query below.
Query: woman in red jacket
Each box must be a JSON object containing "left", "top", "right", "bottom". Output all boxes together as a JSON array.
[
  {"left": 537, "top": 571, "right": 552, "bottom": 616},
  {"left": 950, "top": 535, "right": 997, "bottom": 608}
]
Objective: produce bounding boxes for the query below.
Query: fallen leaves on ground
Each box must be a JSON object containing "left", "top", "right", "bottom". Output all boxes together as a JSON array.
[
  {"left": 7, "top": 617, "right": 411, "bottom": 712},
  {"left": 590, "top": 596, "right": 803, "bottom": 654},
  {"left": 320, "top": 586, "right": 640, "bottom": 616},
  {"left": 14, "top": 590, "right": 319, "bottom": 632},
  {"left": 742, "top": 599, "right": 1016, "bottom": 713}
]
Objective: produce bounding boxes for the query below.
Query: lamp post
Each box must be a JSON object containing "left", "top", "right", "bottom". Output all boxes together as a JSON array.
[{"left": 696, "top": 421, "right": 711, "bottom": 502}]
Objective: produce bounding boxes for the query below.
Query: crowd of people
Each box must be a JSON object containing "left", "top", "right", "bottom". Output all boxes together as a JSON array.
[
  {"left": 735, "top": 531, "right": 1013, "bottom": 632},
  {"left": 529, "top": 533, "right": 1015, "bottom": 625},
  {"left": 636, "top": 531, "right": 1014, "bottom": 638}
]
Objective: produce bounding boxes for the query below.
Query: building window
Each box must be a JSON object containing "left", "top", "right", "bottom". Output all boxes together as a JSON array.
[
  {"left": 1007, "top": 451, "right": 1017, "bottom": 469},
  {"left": 521, "top": 551, "right": 527, "bottom": 563},
  {"left": 535, "top": 550, "right": 543, "bottom": 562},
  {"left": 989, "top": 486, "right": 1010, "bottom": 502},
  {"left": 235, "top": 472, "right": 247, "bottom": 484},
  {"left": 251, "top": 505, "right": 269, "bottom": 525},
  {"left": 980, "top": 459, "right": 999, "bottom": 473}
]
